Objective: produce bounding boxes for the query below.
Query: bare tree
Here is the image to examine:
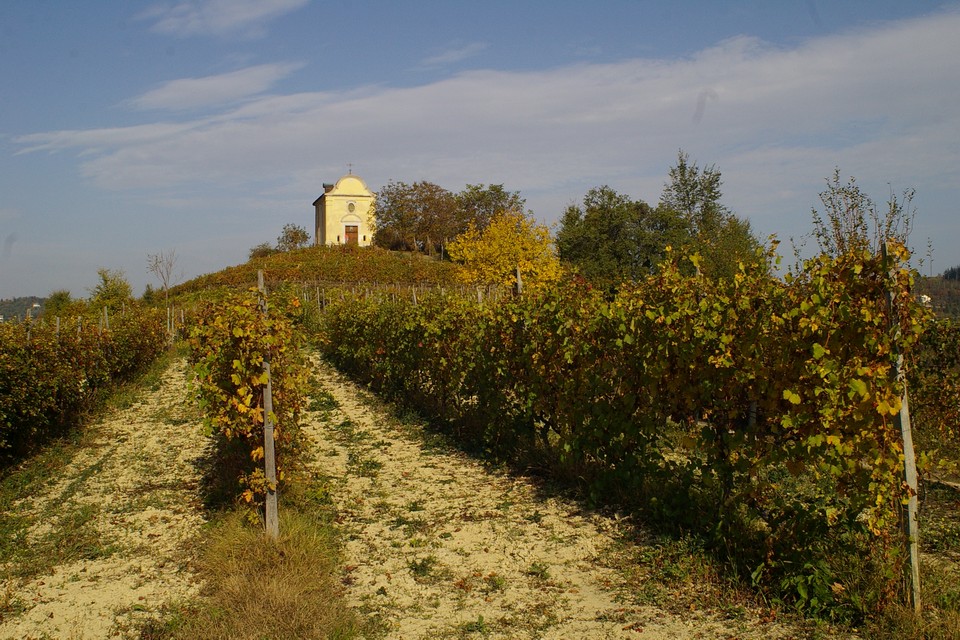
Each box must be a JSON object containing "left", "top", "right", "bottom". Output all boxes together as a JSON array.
[
  {"left": 811, "top": 169, "right": 916, "bottom": 258},
  {"left": 147, "top": 249, "right": 180, "bottom": 307}
]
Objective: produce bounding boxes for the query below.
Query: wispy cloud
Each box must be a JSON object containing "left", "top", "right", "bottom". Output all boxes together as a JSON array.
[
  {"left": 420, "top": 42, "right": 488, "bottom": 68},
  {"left": 138, "top": 0, "right": 309, "bottom": 38},
  {"left": 14, "top": 122, "right": 199, "bottom": 155},
  {"left": 126, "top": 63, "right": 304, "bottom": 111},
  {"left": 17, "top": 9, "right": 960, "bottom": 248}
]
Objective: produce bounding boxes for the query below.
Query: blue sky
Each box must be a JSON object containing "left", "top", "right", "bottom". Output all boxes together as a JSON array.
[{"left": 1, "top": 0, "right": 958, "bottom": 299}]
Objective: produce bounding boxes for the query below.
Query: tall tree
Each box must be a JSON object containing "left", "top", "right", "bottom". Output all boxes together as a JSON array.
[
  {"left": 556, "top": 186, "right": 689, "bottom": 286},
  {"left": 455, "top": 184, "right": 526, "bottom": 232},
  {"left": 660, "top": 150, "right": 726, "bottom": 236},
  {"left": 44, "top": 289, "right": 74, "bottom": 317},
  {"left": 448, "top": 211, "right": 561, "bottom": 288},
  {"left": 89, "top": 268, "right": 132, "bottom": 312},
  {"left": 373, "top": 181, "right": 458, "bottom": 254},
  {"left": 659, "top": 150, "right": 763, "bottom": 280}
]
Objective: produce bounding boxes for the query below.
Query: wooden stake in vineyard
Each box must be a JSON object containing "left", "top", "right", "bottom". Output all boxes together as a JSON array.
[
  {"left": 883, "top": 241, "right": 921, "bottom": 611},
  {"left": 258, "top": 270, "right": 280, "bottom": 540}
]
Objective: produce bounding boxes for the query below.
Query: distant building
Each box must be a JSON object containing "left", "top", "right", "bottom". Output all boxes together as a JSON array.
[{"left": 313, "top": 173, "right": 374, "bottom": 247}]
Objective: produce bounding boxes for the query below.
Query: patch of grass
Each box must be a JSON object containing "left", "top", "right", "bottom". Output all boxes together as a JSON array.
[
  {"left": 483, "top": 573, "right": 506, "bottom": 593},
  {"left": 307, "top": 388, "right": 339, "bottom": 413},
  {"left": 0, "top": 438, "right": 76, "bottom": 497},
  {"left": 152, "top": 398, "right": 198, "bottom": 427},
  {"left": 0, "top": 585, "right": 28, "bottom": 621},
  {"left": 458, "top": 614, "right": 492, "bottom": 636},
  {"left": 390, "top": 514, "right": 431, "bottom": 537},
  {"left": 47, "top": 449, "right": 114, "bottom": 507},
  {"left": 525, "top": 509, "right": 544, "bottom": 524},
  {"left": 140, "top": 510, "right": 362, "bottom": 640},
  {"left": 104, "top": 346, "right": 181, "bottom": 412},
  {"left": 2, "top": 498, "right": 117, "bottom": 583},
  {"left": 867, "top": 604, "right": 960, "bottom": 640},
  {"left": 409, "top": 555, "right": 438, "bottom": 579},
  {"left": 608, "top": 533, "right": 721, "bottom": 607},
  {"left": 525, "top": 561, "right": 550, "bottom": 581},
  {"left": 336, "top": 418, "right": 371, "bottom": 444},
  {"left": 0, "top": 408, "right": 127, "bottom": 587},
  {"left": 47, "top": 503, "right": 116, "bottom": 564},
  {"left": 346, "top": 451, "right": 382, "bottom": 477},
  {"left": 0, "top": 510, "right": 29, "bottom": 570},
  {"left": 864, "top": 554, "right": 960, "bottom": 639},
  {"left": 923, "top": 484, "right": 960, "bottom": 553}
]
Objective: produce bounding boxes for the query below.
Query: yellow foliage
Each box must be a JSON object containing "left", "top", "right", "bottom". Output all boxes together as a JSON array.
[{"left": 447, "top": 211, "right": 562, "bottom": 288}]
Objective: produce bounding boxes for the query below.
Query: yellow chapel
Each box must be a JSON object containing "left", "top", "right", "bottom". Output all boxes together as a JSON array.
[{"left": 313, "top": 173, "right": 374, "bottom": 247}]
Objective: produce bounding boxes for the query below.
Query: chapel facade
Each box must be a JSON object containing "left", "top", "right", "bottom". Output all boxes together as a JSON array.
[{"left": 313, "top": 173, "right": 374, "bottom": 247}]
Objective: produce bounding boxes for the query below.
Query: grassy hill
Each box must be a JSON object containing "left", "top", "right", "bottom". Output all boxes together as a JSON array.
[{"left": 171, "top": 245, "right": 457, "bottom": 297}]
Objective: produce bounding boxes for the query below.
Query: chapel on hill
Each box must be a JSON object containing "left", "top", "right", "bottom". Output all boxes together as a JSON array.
[{"left": 313, "top": 172, "right": 374, "bottom": 247}]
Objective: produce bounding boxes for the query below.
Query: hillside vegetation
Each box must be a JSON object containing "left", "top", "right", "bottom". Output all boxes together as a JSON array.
[
  {"left": 0, "top": 296, "right": 44, "bottom": 322},
  {"left": 170, "top": 245, "right": 457, "bottom": 298},
  {"left": 917, "top": 275, "right": 960, "bottom": 319}
]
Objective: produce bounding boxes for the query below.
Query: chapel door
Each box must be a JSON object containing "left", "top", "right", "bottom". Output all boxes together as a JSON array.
[{"left": 345, "top": 225, "right": 359, "bottom": 245}]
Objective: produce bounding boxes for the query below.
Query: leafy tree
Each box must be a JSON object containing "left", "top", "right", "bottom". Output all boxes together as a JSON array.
[
  {"left": 249, "top": 242, "right": 276, "bottom": 260},
  {"left": 89, "top": 268, "right": 132, "bottom": 312},
  {"left": 373, "top": 181, "right": 458, "bottom": 254},
  {"left": 809, "top": 168, "right": 915, "bottom": 258},
  {"left": 276, "top": 223, "right": 310, "bottom": 252},
  {"left": 44, "top": 289, "right": 74, "bottom": 317},
  {"left": 659, "top": 150, "right": 763, "bottom": 280},
  {"left": 448, "top": 211, "right": 561, "bottom": 288},
  {"left": 558, "top": 153, "right": 762, "bottom": 287},
  {"left": 556, "top": 186, "right": 689, "bottom": 286},
  {"left": 660, "top": 150, "right": 726, "bottom": 235},
  {"left": 943, "top": 265, "right": 960, "bottom": 281},
  {"left": 455, "top": 184, "right": 526, "bottom": 232},
  {"left": 373, "top": 181, "right": 528, "bottom": 256}
]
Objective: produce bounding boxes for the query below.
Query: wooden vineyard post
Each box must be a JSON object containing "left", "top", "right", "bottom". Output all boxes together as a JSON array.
[
  {"left": 883, "top": 241, "right": 921, "bottom": 611},
  {"left": 258, "top": 270, "right": 280, "bottom": 540}
]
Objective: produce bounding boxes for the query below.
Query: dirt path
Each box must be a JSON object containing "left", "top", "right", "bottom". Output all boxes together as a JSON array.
[
  {"left": 307, "top": 360, "right": 800, "bottom": 640},
  {"left": 0, "top": 358, "right": 206, "bottom": 640}
]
